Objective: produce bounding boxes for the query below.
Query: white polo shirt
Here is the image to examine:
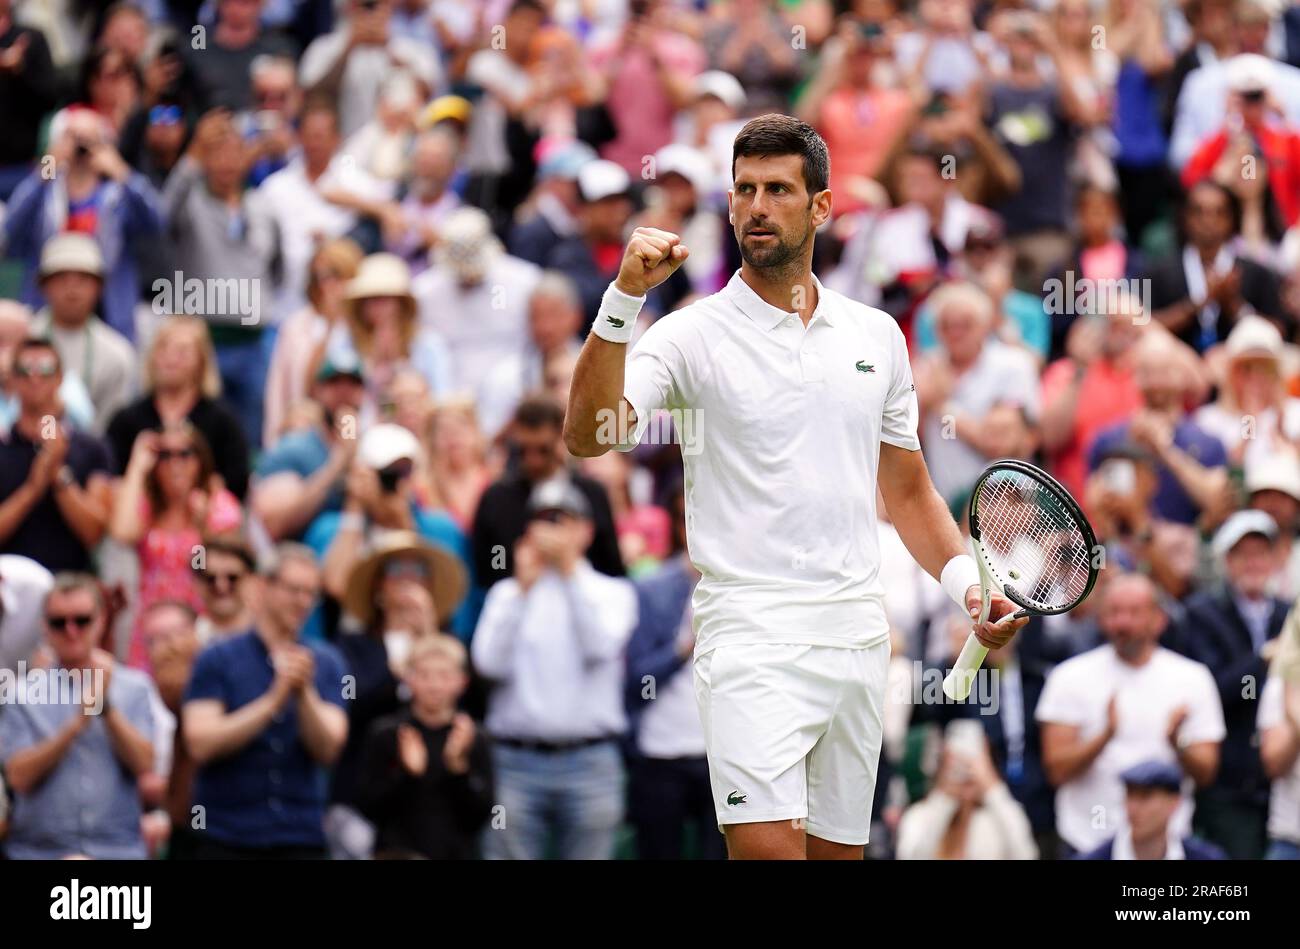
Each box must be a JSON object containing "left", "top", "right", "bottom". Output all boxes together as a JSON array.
[
  {"left": 1035, "top": 644, "right": 1225, "bottom": 852},
  {"left": 618, "top": 270, "right": 920, "bottom": 657},
  {"left": 1258, "top": 675, "right": 1300, "bottom": 846}
]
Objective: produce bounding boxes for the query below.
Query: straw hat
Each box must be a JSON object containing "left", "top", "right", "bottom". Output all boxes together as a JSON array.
[
  {"left": 344, "top": 253, "right": 418, "bottom": 323},
  {"left": 343, "top": 530, "right": 467, "bottom": 629}
]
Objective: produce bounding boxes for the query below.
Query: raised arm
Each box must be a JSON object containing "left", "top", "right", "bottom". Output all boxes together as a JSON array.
[{"left": 563, "top": 227, "right": 688, "bottom": 458}]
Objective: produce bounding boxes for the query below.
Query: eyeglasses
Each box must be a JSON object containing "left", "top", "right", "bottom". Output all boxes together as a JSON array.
[
  {"left": 157, "top": 448, "right": 197, "bottom": 462},
  {"left": 272, "top": 578, "right": 319, "bottom": 601},
  {"left": 47, "top": 613, "right": 95, "bottom": 632},
  {"left": 198, "top": 570, "right": 246, "bottom": 589},
  {"left": 14, "top": 361, "right": 58, "bottom": 378}
]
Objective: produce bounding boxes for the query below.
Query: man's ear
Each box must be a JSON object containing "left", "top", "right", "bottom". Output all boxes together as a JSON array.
[
  {"left": 726, "top": 189, "right": 735, "bottom": 225},
  {"left": 812, "top": 188, "right": 833, "bottom": 228}
]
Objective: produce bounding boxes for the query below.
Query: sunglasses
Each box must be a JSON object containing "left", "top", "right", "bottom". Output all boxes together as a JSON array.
[
  {"left": 198, "top": 570, "right": 246, "bottom": 588},
  {"left": 382, "top": 559, "right": 430, "bottom": 581},
  {"left": 149, "top": 104, "right": 183, "bottom": 126},
  {"left": 47, "top": 613, "right": 95, "bottom": 632},
  {"left": 14, "top": 361, "right": 58, "bottom": 378},
  {"left": 157, "top": 448, "right": 197, "bottom": 462}
]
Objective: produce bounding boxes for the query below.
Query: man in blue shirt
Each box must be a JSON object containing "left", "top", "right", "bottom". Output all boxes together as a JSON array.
[
  {"left": 0, "top": 572, "right": 157, "bottom": 859},
  {"left": 183, "top": 543, "right": 349, "bottom": 859}
]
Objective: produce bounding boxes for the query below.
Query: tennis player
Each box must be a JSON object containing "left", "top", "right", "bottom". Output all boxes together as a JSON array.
[{"left": 564, "top": 114, "right": 1028, "bottom": 860}]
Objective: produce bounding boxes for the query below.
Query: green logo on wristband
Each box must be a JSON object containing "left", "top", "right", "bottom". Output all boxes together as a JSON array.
[{"left": 606, "top": 316, "right": 626, "bottom": 329}]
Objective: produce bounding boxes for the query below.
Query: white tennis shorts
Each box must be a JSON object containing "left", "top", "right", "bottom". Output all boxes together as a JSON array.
[{"left": 693, "top": 640, "right": 890, "bottom": 846}]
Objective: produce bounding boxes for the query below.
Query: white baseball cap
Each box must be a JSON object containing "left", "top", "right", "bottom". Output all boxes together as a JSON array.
[
  {"left": 38, "top": 233, "right": 104, "bottom": 280},
  {"left": 1245, "top": 452, "right": 1300, "bottom": 502},
  {"left": 578, "top": 159, "right": 631, "bottom": 203},
  {"left": 1212, "top": 509, "right": 1278, "bottom": 558},
  {"left": 1227, "top": 54, "right": 1275, "bottom": 94},
  {"left": 1225, "top": 314, "right": 1284, "bottom": 361},
  {"left": 693, "top": 70, "right": 746, "bottom": 111},
  {"left": 653, "top": 143, "right": 712, "bottom": 195},
  {"left": 359, "top": 423, "right": 423, "bottom": 470}
]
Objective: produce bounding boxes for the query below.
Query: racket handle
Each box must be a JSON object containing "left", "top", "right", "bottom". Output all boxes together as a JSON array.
[{"left": 943, "top": 634, "right": 989, "bottom": 701}]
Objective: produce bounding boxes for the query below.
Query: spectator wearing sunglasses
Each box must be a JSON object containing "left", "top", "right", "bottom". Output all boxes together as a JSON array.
[
  {"left": 0, "top": 573, "right": 158, "bottom": 859},
  {"left": 0, "top": 338, "right": 114, "bottom": 574},
  {"left": 109, "top": 423, "right": 242, "bottom": 672},
  {"left": 182, "top": 543, "right": 349, "bottom": 859},
  {"left": 192, "top": 533, "right": 256, "bottom": 644}
]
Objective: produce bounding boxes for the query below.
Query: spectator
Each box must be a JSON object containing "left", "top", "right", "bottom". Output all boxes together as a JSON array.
[
  {"left": 28, "top": 234, "right": 138, "bottom": 434},
  {"left": 299, "top": 0, "right": 441, "bottom": 138},
  {"left": 542, "top": 159, "right": 636, "bottom": 329},
  {"left": 385, "top": 126, "right": 464, "bottom": 273},
  {"left": 675, "top": 69, "right": 747, "bottom": 197},
  {"left": 1259, "top": 639, "right": 1300, "bottom": 859},
  {"left": 0, "top": 339, "right": 113, "bottom": 574},
  {"left": 238, "top": 54, "right": 302, "bottom": 187},
  {"left": 0, "top": 300, "right": 94, "bottom": 433},
  {"left": 1177, "top": 510, "right": 1289, "bottom": 857},
  {"left": 340, "top": 71, "right": 421, "bottom": 184},
  {"left": 475, "top": 272, "right": 585, "bottom": 442},
  {"left": 0, "top": 0, "right": 59, "bottom": 201},
  {"left": 263, "top": 238, "right": 365, "bottom": 447},
  {"left": 182, "top": 0, "right": 297, "bottom": 112},
  {"left": 1037, "top": 572, "right": 1225, "bottom": 856},
  {"left": 4, "top": 106, "right": 164, "bottom": 341},
  {"left": 253, "top": 350, "right": 366, "bottom": 541},
  {"left": 914, "top": 281, "right": 1040, "bottom": 502},
  {"left": 412, "top": 206, "right": 541, "bottom": 392},
  {"left": 1195, "top": 315, "right": 1300, "bottom": 473},
  {"left": 1148, "top": 180, "right": 1284, "bottom": 352},
  {"left": 0, "top": 553, "right": 54, "bottom": 675},
  {"left": 471, "top": 477, "right": 637, "bottom": 860},
  {"left": 357, "top": 634, "right": 494, "bottom": 859},
  {"left": 308, "top": 422, "right": 472, "bottom": 640},
  {"left": 0, "top": 573, "right": 157, "bottom": 859},
  {"left": 581, "top": 449, "right": 672, "bottom": 576},
  {"left": 161, "top": 108, "right": 279, "bottom": 447},
  {"left": 327, "top": 531, "right": 468, "bottom": 858},
  {"left": 507, "top": 139, "right": 597, "bottom": 269},
  {"left": 106, "top": 316, "right": 250, "bottom": 500},
  {"left": 1244, "top": 453, "right": 1300, "bottom": 600},
  {"left": 183, "top": 543, "right": 349, "bottom": 859},
  {"left": 109, "top": 423, "right": 243, "bottom": 671},
  {"left": 192, "top": 533, "right": 257, "bottom": 643},
  {"left": 1089, "top": 330, "right": 1227, "bottom": 527},
  {"left": 77, "top": 44, "right": 142, "bottom": 136},
  {"left": 637, "top": 142, "right": 724, "bottom": 300},
  {"left": 896, "top": 720, "right": 1038, "bottom": 860},
  {"left": 139, "top": 599, "right": 203, "bottom": 859},
  {"left": 1076, "top": 760, "right": 1228, "bottom": 859},
  {"left": 422, "top": 399, "right": 492, "bottom": 532},
  {"left": 472, "top": 395, "right": 624, "bottom": 589},
  {"left": 624, "top": 482, "right": 723, "bottom": 859},
  {"left": 704, "top": 0, "right": 799, "bottom": 112},
  {"left": 259, "top": 98, "right": 393, "bottom": 321}
]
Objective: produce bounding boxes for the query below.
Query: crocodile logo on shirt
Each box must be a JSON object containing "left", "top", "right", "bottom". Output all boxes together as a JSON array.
[
  {"left": 855, "top": 361, "right": 875, "bottom": 373},
  {"left": 727, "top": 791, "right": 747, "bottom": 806},
  {"left": 606, "top": 315, "right": 626, "bottom": 329}
]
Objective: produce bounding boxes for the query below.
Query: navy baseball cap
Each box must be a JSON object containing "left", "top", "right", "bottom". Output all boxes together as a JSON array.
[{"left": 1120, "top": 760, "right": 1183, "bottom": 793}]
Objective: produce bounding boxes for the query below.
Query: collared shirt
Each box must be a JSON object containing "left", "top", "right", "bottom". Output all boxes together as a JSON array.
[
  {"left": 0, "top": 554, "right": 53, "bottom": 676},
  {"left": 1258, "top": 675, "right": 1300, "bottom": 845},
  {"left": 1234, "top": 593, "right": 1274, "bottom": 653},
  {"left": 620, "top": 271, "right": 919, "bottom": 656},
  {"left": 472, "top": 561, "right": 637, "bottom": 742},
  {"left": 184, "top": 630, "right": 349, "bottom": 849},
  {"left": 0, "top": 664, "right": 158, "bottom": 859},
  {"left": 1111, "top": 826, "right": 1186, "bottom": 861}
]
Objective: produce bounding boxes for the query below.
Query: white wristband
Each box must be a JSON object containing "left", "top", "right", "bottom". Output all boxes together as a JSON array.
[
  {"left": 590, "top": 283, "right": 645, "bottom": 344},
  {"left": 940, "top": 554, "right": 981, "bottom": 612}
]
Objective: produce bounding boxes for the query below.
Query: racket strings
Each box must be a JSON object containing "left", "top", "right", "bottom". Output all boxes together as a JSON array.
[{"left": 975, "top": 471, "right": 1093, "bottom": 611}]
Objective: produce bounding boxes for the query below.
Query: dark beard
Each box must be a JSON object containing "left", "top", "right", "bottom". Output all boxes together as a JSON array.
[{"left": 737, "top": 222, "right": 812, "bottom": 277}]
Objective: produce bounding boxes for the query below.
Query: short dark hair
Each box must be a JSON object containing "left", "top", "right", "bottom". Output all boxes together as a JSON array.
[
  {"left": 732, "top": 113, "right": 830, "bottom": 197},
  {"left": 200, "top": 532, "right": 257, "bottom": 572},
  {"left": 513, "top": 393, "right": 566, "bottom": 432},
  {"left": 15, "top": 337, "right": 61, "bottom": 372},
  {"left": 509, "top": 0, "right": 546, "bottom": 15}
]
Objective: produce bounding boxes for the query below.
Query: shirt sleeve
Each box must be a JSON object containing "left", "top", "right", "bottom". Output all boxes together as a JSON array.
[
  {"left": 1034, "top": 664, "right": 1088, "bottom": 725},
  {"left": 1258, "top": 675, "right": 1284, "bottom": 731},
  {"left": 881, "top": 318, "right": 920, "bottom": 450},
  {"left": 120, "top": 676, "right": 158, "bottom": 747},
  {"left": 1181, "top": 663, "right": 1227, "bottom": 744},
  {"left": 314, "top": 646, "right": 349, "bottom": 709},
  {"left": 183, "top": 646, "right": 228, "bottom": 705},
  {"left": 618, "top": 314, "right": 688, "bottom": 453},
  {"left": 0, "top": 703, "right": 37, "bottom": 765}
]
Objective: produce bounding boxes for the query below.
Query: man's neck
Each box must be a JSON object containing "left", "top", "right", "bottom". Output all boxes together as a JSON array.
[
  {"left": 213, "top": 611, "right": 254, "bottom": 635},
  {"left": 49, "top": 310, "right": 90, "bottom": 331},
  {"left": 739, "top": 260, "right": 818, "bottom": 325},
  {"left": 1131, "top": 832, "right": 1167, "bottom": 860},
  {"left": 1118, "top": 643, "right": 1157, "bottom": 668},
  {"left": 411, "top": 703, "right": 455, "bottom": 729},
  {"left": 256, "top": 620, "right": 297, "bottom": 652},
  {"left": 16, "top": 408, "right": 55, "bottom": 438}
]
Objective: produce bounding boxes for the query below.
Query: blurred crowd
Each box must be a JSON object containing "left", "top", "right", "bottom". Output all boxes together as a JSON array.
[{"left": 1, "top": 0, "right": 1300, "bottom": 861}]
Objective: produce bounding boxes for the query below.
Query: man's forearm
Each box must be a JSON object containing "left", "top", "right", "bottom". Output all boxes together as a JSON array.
[
  {"left": 103, "top": 708, "right": 154, "bottom": 776},
  {"left": 296, "top": 689, "right": 346, "bottom": 765},
  {"left": 185, "top": 693, "right": 283, "bottom": 764},
  {"left": 883, "top": 467, "right": 966, "bottom": 582},
  {"left": 564, "top": 335, "right": 630, "bottom": 457},
  {"left": 4, "top": 716, "right": 83, "bottom": 794}
]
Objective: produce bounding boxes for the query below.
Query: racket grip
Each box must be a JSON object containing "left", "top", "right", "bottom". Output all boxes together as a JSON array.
[{"left": 942, "top": 634, "right": 989, "bottom": 701}]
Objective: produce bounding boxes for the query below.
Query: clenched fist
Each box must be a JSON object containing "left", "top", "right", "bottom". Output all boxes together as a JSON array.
[{"left": 614, "top": 227, "right": 690, "bottom": 297}]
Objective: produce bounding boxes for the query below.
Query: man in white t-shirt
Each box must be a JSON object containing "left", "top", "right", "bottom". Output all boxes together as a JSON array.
[
  {"left": 1259, "top": 671, "right": 1300, "bottom": 859},
  {"left": 1038, "top": 572, "right": 1225, "bottom": 856},
  {"left": 565, "top": 114, "right": 1027, "bottom": 860}
]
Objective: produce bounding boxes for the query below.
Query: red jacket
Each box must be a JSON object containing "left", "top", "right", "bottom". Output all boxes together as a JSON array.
[{"left": 1182, "top": 124, "right": 1300, "bottom": 226}]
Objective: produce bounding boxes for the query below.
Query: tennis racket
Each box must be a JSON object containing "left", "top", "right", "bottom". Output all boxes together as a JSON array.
[{"left": 942, "top": 459, "right": 1101, "bottom": 701}]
